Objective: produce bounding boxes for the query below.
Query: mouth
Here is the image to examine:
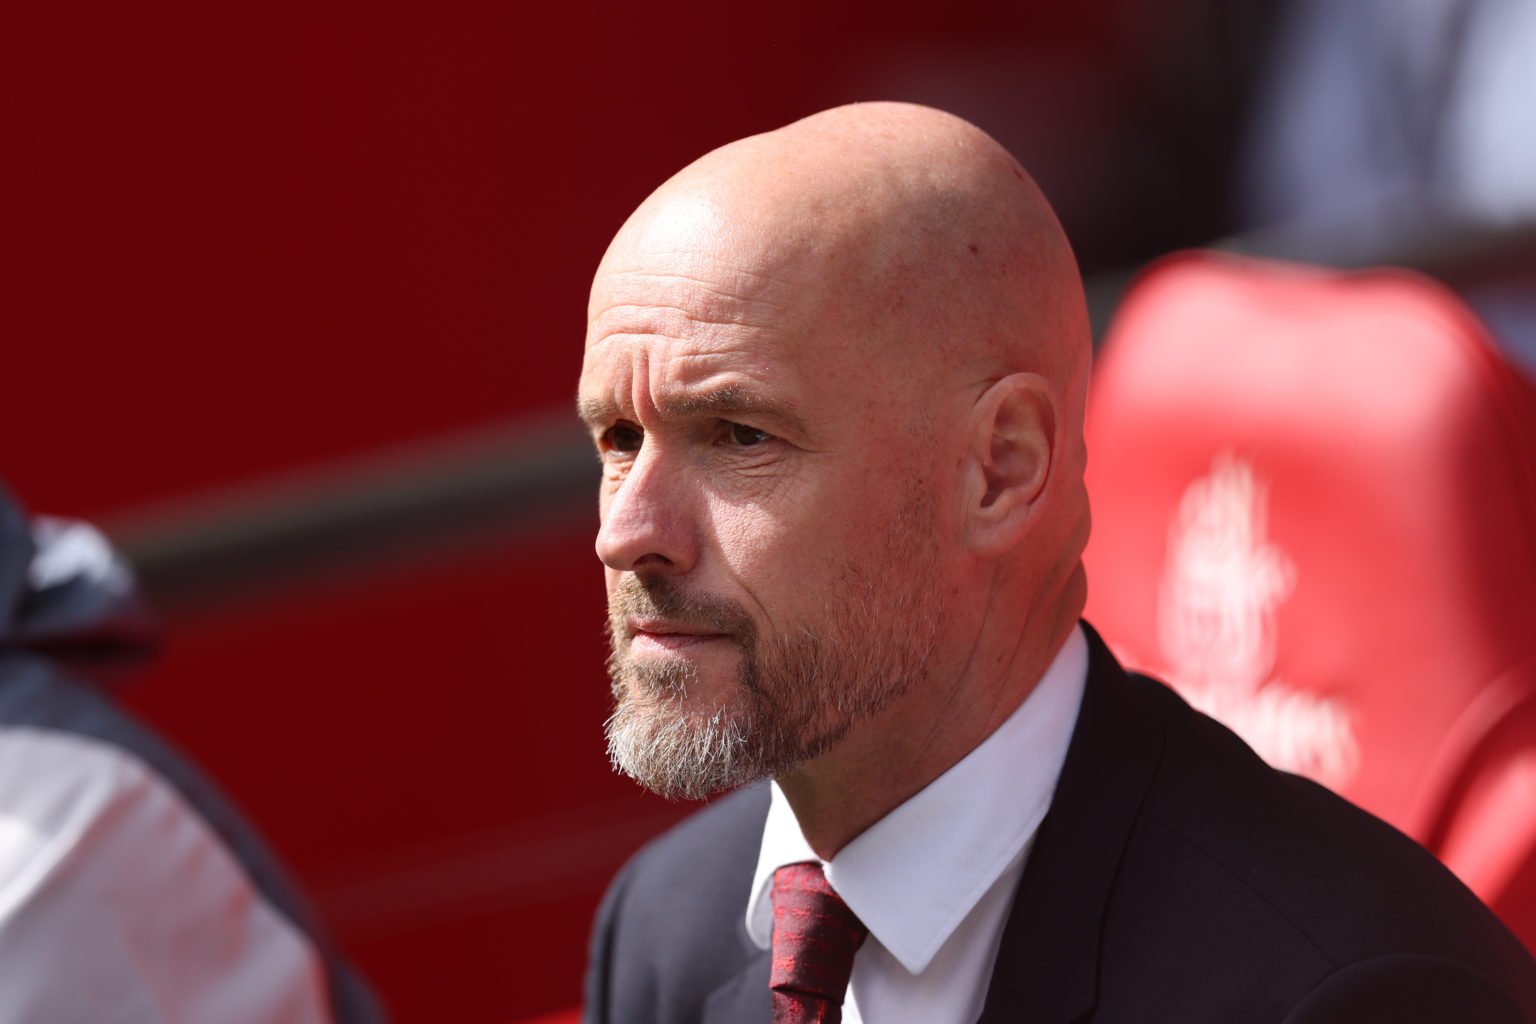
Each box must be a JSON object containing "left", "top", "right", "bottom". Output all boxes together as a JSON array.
[{"left": 626, "top": 618, "right": 732, "bottom": 652}]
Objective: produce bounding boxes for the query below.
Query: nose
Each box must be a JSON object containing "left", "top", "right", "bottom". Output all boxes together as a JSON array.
[{"left": 595, "top": 448, "right": 698, "bottom": 575}]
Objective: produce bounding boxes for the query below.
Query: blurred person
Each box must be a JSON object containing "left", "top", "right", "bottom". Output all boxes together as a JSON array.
[
  {"left": 577, "top": 103, "right": 1536, "bottom": 1023},
  {"left": 1243, "top": 0, "right": 1536, "bottom": 240},
  {"left": 1240, "top": 0, "right": 1536, "bottom": 369},
  {"left": 0, "top": 484, "right": 382, "bottom": 1023}
]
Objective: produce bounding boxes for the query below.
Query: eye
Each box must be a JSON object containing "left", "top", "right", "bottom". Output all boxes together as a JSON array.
[
  {"left": 726, "top": 422, "right": 773, "bottom": 447},
  {"left": 602, "top": 421, "right": 644, "bottom": 454}
]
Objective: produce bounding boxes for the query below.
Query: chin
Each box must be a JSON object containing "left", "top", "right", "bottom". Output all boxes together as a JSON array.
[
  {"left": 617, "top": 646, "right": 743, "bottom": 703},
  {"left": 605, "top": 694, "right": 763, "bottom": 801},
  {"left": 604, "top": 673, "right": 859, "bottom": 802}
]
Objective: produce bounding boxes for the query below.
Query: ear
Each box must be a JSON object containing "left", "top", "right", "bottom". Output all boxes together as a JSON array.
[{"left": 962, "top": 373, "right": 1056, "bottom": 557}]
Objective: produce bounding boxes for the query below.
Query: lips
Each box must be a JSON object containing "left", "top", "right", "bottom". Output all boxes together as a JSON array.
[{"left": 627, "top": 618, "right": 730, "bottom": 650}]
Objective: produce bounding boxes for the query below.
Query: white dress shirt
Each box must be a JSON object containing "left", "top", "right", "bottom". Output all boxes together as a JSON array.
[{"left": 745, "top": 625, "right": 1089, "bottom": 1024}]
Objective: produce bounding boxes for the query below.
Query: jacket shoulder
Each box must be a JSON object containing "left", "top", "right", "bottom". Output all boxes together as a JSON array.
[
  {"left": 585, "top": 785, "right": 769, "bottom": 1024},
  {"left": 1106, "top": 671, "right": 1536, "bottom": 1017},
  {"left": 1281, "top": 955, "right": 1529, "bottom": 1023}
]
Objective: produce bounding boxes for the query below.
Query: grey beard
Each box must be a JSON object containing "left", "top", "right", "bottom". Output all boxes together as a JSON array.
[
  {"left": 602, "top": 563, "right": 939, "bottom": 801},
  {"left": 604, "top": 661, "right": 763, "bottom": 801}
]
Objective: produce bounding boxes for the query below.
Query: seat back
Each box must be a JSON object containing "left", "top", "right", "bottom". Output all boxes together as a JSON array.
[{"left": 1082, "top": 251, "right": 1536, "bottom": 947}]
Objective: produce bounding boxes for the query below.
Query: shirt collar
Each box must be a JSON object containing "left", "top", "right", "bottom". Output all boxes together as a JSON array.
[{"left": 745, "top": 625, "right": 1089, "bottom": 974}]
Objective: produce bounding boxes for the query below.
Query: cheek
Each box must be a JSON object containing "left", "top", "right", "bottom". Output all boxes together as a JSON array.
[
  {"left": 708, "top": 496, "right": 798, "bottom": 578},
  {"left": 705, "top": 478, "right": 870, "bottom": 588}
]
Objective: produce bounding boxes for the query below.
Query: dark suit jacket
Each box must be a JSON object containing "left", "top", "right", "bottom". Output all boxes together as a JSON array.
[{"left": 585, "top": 625, "right": 1536, "bottom": 1022}]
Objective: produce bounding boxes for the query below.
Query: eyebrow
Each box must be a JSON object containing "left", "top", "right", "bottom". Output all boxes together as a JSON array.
[
  {"left": 576, "top": 395, "right": 614, "bottom": 428},
  {"left": 576, "top": 384, "right": 807, "bottom": 435}
]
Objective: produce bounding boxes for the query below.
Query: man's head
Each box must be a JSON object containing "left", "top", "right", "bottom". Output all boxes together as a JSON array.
[{"left": 577, "top": 102, "right": 1092, "bottom": 800}]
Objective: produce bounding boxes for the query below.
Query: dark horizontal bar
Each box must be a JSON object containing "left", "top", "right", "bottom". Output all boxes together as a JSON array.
[{"left": 106, "top": 411, "right": 597, "bottom": 616}]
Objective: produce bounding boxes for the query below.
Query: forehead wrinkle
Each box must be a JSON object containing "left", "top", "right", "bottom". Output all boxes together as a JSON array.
[
  {"left": 587, "top": 305, "right": 781, "bottom": 351},
  {"left": 596, "top": 266, "right": 796, "bottom": 331},
  {"left": 615, "top": 243, "right": 800, "bottom": 290}
]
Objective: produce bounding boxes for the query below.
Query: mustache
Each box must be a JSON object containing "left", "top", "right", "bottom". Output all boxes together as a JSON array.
[{"left": 608, "top": 576, "right": 756, "bottom": 643}]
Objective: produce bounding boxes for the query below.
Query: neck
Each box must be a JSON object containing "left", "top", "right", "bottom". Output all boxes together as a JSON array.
[{"left": 776, "top": 575, "right": 1084, "bottom": 859}]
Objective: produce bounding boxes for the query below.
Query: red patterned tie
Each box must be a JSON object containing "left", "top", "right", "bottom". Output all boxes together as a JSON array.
[{"left": 769, "top": 861, "right": 869, "bottom": 1024}]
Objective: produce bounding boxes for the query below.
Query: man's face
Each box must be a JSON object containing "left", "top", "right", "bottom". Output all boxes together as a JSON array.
[{"left": 577, "top": 203, "right": 946, "bottom": 799}]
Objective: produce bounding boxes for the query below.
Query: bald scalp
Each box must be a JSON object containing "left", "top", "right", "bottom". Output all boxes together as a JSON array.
[{"left": 593, "top": 103, "right": 1089, "bottom": 429}]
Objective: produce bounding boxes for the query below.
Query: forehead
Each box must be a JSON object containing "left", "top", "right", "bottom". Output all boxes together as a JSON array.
[
  {"left": 587, "top": 193, "right": 808, "bottom": 336},
  {"left": 579, "top": 202, "right": 858, "bottom": 416},
  {"left": 578, "top": 288, "right": 822, "bottom": 432}
]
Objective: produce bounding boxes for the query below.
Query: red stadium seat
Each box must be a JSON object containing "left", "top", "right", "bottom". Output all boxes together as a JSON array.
[{"left": 1082, "top": 250, "right": 1536, "bottom": 950}]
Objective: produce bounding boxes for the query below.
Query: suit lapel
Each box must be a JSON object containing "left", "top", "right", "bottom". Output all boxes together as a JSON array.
[
  {"left": 700, "top": 947, "right": 771, "bottom": 1024},
  {"left": 698, "top": 790, "right": 773, "bottom": 1024},
  {"left": 978, "top": 624, "right": 1166, "bottom": 1024}
]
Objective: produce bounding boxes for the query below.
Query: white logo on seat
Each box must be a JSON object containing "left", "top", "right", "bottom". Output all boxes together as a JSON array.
[{"left": 1157, "top": 453, "right": 1359, "bottom": 787}]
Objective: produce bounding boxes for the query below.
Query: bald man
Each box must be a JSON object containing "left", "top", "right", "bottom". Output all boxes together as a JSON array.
[{"left": 576, "top": 104, "right": 1536, "bottom": 1024}]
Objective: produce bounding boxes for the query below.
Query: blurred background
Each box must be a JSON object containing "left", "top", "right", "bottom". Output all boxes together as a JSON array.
[{"left": 8, "top": 1, "right": 1536, "bottom": 1021}]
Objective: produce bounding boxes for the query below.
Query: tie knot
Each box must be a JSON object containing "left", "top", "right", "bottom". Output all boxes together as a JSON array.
[{"left": 769, "top": 861, "right": 868, "bottom": 1022}]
